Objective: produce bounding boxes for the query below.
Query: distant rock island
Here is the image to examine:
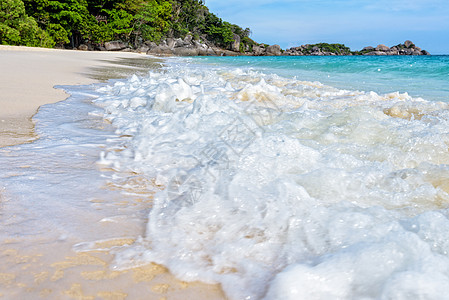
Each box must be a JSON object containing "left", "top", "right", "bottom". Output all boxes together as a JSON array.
[
  {"left": 135, "top": 38, "right": 429, "bottom": 56},
  {"left": 284, "top": 40, "right": 430, "bottom": 56}
]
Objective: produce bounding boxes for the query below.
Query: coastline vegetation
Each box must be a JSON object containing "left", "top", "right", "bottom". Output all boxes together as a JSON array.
[
  {"left": 0, "top": 0, "right": 54, "bottom": 47},
  {"left": 0, "top": 0, "right": 255, "bottom": 51},
  {"left": 301, "top": 43, "right": 352, "bottom": 55},
  {"left": 0, "top": 1, "right": 429, "bottom": 56}
]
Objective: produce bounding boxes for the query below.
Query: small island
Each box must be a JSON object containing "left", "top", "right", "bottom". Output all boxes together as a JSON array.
[{"left": 283, "top": 40, "right": 430, "bottom": 56}]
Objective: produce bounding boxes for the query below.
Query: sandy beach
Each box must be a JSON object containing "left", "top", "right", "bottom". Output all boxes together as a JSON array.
[
  {"left": 0, "top": 45, "right": 153, "bottom": 148},
  {"left": 0, "top": 46, "right": 225, "bottom": 299}
]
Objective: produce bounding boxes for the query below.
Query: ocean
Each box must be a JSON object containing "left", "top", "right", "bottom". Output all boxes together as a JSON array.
[{"left": 1, "top": 55, "right": 449, "bottom": 299}]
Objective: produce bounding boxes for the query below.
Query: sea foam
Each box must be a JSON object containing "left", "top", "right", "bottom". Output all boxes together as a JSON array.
[{"left": 93, "top": 60, "right": 449, "bottom": 299}]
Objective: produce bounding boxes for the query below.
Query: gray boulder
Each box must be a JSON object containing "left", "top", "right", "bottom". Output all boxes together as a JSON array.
[
  {"left": 404, "top": 40, "right": 414, "bottom": 48},
  {"left": 375, "top": 44, "right": 390, "bottom": 51},
  {"left": 184, "top": 34, "right": 193, "bottom": 44},
  {"left": 284, "top": 49, "right": 298, "bottom": 56},
  {"left": 173, "top": 47, "right": 199, "bottom": 56},
  {"left": 78, "top": 44, "right": 88, "bottom": 51},
  {"left": 385, "top": 50, "right": 399, "bottom": 55},
  {"left": 174, "top": 38, "right": 191, "bottom": 48},
  {"left": 144, "top": 41, "right": 157, "bottom": 49},
  {"left": 136, "top": 45, "right": 150, "bottom": 53},
  {"left": 193, "top": 40, "right": 203, "bottom": 48},
  {"left": 400, "top": 48, "right": 413, "bottom": 55},
  {"left": 104, "top": 41, "right": 127, "bottom": 51},
  {"left": 223, "top": 50, "right": 240, "bottom": 56},
  {"left": 252, "top": 45, "right": 265, "bottom": 56},
  {"left": 213, "top": 48, "right": 239, "bottom": 56},
  {"left": 364, "top": 51, "right": 387, "bottom": 56},
  {"left": 362, "top": 46, "right": 374, "bottom": 51},
  {"left": 193, "top": 41, "right": 214, "bottom": 56},
  {"left": 96, "top": 46, "right": 107, "bottom": 51},
  {"left": 174, "top": 38, "right": 184, "bottom": 48},
  {"left": 386, "top": 50, "right": 398, "bottom": 55},
  {"left": 166, "top": 38, "right": 175, "bottom": 49},
  {"left": 147, "top": 45, "right": 174, "bottom": 56},
  {"left": 266, "top": 44, "right": 282, "bottom": 56},
  {"left": 231, "top": 34, "right": 241, "bottom": 52},
  {"left": 198, "top": 48, "right": 216, "bottom": 56}
]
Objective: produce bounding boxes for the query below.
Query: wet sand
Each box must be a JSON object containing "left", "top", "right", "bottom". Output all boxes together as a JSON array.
[{"left": 0, "top": 46, "right": 226, "bottom": 299}]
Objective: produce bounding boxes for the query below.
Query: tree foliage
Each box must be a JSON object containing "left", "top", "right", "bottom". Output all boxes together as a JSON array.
[
  {"left": 303, "top": 43, "right": 352, "bottom": 55},
  {"left": 134, "top": 0, "right": 172, "bottom": 42},
  {"left": 22, "top": 0, "right": 96, "bottom": 45},
  {"left": 0, "top": 0, "right": 54, "bottom": 47},
  {"left": 2, "top": 0, "right": 256, "bottom": 51}
]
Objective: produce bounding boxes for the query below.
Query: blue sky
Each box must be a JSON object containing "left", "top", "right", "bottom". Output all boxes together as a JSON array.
[{"left": 205, "top": 0, "right": 449, "bottom": 54}]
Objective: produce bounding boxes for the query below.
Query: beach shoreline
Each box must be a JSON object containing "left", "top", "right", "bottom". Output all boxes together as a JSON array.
[
  {"left": 0, "top": 45, "right": 151, "bottom": 148},
  {"left": 0, "top": 46, "right": 226, "bottom": 299}
]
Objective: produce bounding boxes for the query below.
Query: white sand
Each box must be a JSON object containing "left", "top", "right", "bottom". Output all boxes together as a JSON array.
[{"left": 0, "top": 45, "right": 146, "bottom": 147}]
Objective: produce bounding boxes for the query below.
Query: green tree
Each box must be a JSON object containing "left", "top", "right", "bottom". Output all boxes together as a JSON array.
[
  {"left": 170, "top": 0, "right": 206, "bottom": 37},
  {"left": 9, "top": 0, "right": 257, "bottom": 51},
  {"left": 0, "top": 0, "right": 54, "bottom": 47},
  {"left": 87, "top": 0, "right": 146, "bottom": 44},
  {"left": 134, "top": 0, "right": 172, "bottom": 42},
  {"left": 23, "top": 0, "right": 96, "bottom": 46},
  {"left": 100, "top": 8, "right": 134, "bottom": 40},
  {"left": 203, "top": 13, "right": 234, "bottom": 47}
]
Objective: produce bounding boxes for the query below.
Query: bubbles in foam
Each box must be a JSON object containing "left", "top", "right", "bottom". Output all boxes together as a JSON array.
[{"left": 94, "top": 62, "right": 449, "bottom": 299}]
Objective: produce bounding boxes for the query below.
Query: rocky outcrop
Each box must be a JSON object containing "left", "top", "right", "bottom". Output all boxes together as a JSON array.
[
  {"left": 375, "top": 44, "right": 390, "bottom": 51},
  {"left": 150, "top": 45, "right": 174, "bottom": 56},
  {"left": 136, "top": 41, "right": 156, "bottom": 53},
  {"left": 251, "top": 44, "right": 266, "bottom": 56},
  {"left": 98, "top": 38, "right": 430, "bottom": 57},
  {"left": 231, "top": 34, "right": 241, "bottom": 52},
  {"left": 104, "top": 41, "right": 127, "bottom": 51},
  {"left": 266, "top": 44, "right": 282, "bottom": 56},
  {"left": 144, "top": 35, "right": 240, "bottom": 57},
  {"left": 359, "top": 40, "right": 429, "bottom": 56},
  {"left": 284, "top": 40, "right": 430, "bottom": 56},
  {"left": 98, "top": 35, "right": 289, "bottom": 57},
  {"left": 284, "top": 43, "right": 352, "bottom": 56},
  {"left": 77, "top": 44, "right": 88, "bottom": 51},
  {"left": 364, "top": 51, "right": 388, "bottom": 56},
  {"left": 173, "top": 47, "right": 199, "bottom": 56},
  {"left": 404, "top": 40, "right": 414, "bottom": 48}
]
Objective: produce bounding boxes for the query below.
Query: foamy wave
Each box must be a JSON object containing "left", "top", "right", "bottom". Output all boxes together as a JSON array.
[{"left": 94, "top": 62, "right": 449, "bottom": 299}]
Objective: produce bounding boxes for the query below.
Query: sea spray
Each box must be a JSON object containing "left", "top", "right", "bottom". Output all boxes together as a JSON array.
[{"left": 94, "top": 60, "right": 449, "bottom": 299}]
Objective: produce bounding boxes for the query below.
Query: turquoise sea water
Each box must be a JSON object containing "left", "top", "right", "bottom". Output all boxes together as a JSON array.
[
  {"left": 95, "top": 55, "right": 449, "bottom": 299},
  {"left": 193, "top": 55, "right": 449, "bottom": 102}
]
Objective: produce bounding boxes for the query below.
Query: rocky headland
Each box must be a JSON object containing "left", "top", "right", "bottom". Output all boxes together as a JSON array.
[
  {"left": 284, "top": 40, "right": 429, "bottom": 56},
  {"left": 93, "top": 39, "right": 430, "bottom": 56}
]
